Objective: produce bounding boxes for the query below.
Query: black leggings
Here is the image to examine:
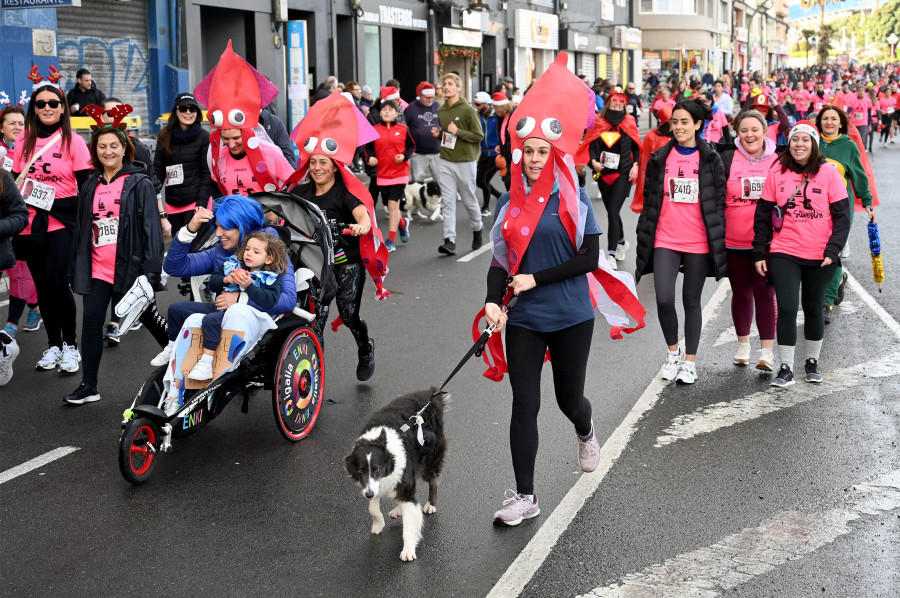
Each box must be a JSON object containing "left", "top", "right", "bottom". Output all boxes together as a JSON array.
[
  {"left": 15, "top": 231, "right": 77, "bottom": 349},
  {"left": 6, "top": 296, "right": 37, "bottom": 326},
  {"left": 319, "top": 262, "right": 369, "bottom": 352},
  {"left": 768, "top": 256, "right": 837, "bottom": 346},
  {"left": 652, "top": 248, "right": 711, "bottom": 355},
  {"left": 506, "top": 319, "right": 594, "bottom": 496},
  {"left": 81, "top": 279, "right": 168, "bottom": 388},
  {"left": 476, "top": 154, "right": 502, "bottom": 208},
  {"left": 597, "top": 174, "right": 632, "bottom": 253}
]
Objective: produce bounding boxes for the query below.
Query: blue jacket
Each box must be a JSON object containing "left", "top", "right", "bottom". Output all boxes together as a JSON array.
[
  {"left": 164, "top": 226, "right": 297, "bottom": 315},
  {"left": 479, "top": 112, "right": 500, "bottom": 157}
]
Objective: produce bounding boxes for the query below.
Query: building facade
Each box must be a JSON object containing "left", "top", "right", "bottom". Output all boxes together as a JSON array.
[{"left": 1, "top": 0, "right": 646, "bottom": 135}]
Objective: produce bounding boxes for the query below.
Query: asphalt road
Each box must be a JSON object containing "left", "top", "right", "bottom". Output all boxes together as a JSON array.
[{"left": 1, "top": 141, "right": 898, "bottom": 598}]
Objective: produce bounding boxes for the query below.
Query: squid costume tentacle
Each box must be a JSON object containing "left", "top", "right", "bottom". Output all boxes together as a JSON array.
[
  {"left": 475, "top": 52, "right": 646, "bottom": 382},
  {"left": 193, "top": 40, "right": 281, "bottom": 196},
  {"left": 285, "top": 92, "right": 391, "bottom": 301}
]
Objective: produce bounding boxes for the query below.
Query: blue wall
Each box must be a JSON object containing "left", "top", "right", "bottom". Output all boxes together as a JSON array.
[{"left": 0, "top": 8, "right": 59, "bottom": 106}]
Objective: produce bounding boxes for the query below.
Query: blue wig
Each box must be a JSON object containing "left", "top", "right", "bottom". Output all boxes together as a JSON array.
[{"left": 213, "top": 195, "right": 265, "bottom": 244}]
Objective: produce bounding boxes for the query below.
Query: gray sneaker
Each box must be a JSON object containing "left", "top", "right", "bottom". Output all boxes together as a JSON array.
[
  {"left": 36, "top": 346, "right": 63, "bottom": 370},
  {"left": 57, "top": 343, "right": 81, "bottom": 374},
  {"left": 493, "top": 489, "right": 540, "bottom": 526},
  {"left": 577, "top": 430, "right": 601, "bottom": 472},
  {"left": 0, "top": 340, "right": 20, "bottom": 386}
]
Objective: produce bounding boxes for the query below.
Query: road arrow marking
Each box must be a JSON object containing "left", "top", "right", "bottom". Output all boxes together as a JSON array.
[{"left": 576, "top": 469, "right": 900, "bottom": 598}]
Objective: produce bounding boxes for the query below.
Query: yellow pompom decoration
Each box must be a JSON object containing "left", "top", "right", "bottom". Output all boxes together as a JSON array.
[{"left": 872, "top": 254, "right": 884, "bottom": 284}]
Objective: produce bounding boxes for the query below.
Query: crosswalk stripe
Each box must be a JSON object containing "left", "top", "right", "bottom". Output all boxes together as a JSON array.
[{"left": 0, "top": 447, "right": 80, "bottom": 485}]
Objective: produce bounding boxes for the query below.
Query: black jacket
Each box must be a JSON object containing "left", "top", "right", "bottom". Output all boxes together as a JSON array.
[
  {"left": 132, "top": 136, "right": 161, "bottom": 195},
  {"left": 70, "top": 161, "right": 164, "bottom": 294},
  {"left": 65, "top": 83, "right": 107, "bottom": 116},
  {"left": 0, "top": 171, "right": 29, "bottom": 270},
  {"left": 634, "top": 138, "right": 727, "bottom": 283},
  {"left": 152, "top": 127, "right": 212, "bottom": 208},
  {"left": 259, "top": 109, "right": 297, "bottom": 167}
]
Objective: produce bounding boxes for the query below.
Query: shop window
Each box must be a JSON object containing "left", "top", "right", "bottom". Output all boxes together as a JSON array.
[
  {"left": 640, "top": 0, "right": 697, "bottom": 14},
  {"left": 363, "top": 25, "right": 381, "bottom": 92}
]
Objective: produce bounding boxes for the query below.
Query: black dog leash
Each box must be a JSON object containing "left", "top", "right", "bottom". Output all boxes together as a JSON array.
[{"left": 400, "top": 293, "right": 519, "bottom": 447}]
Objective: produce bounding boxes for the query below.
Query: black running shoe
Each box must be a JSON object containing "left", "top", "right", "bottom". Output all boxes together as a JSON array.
[
  {"left": 771, "top": 364, "right": 795, "bottom": 388},
  {"left": 104, "top": 324, "right": 121, "bottom": 345},
  {"left": 64, "top": 382, "right": 101, "bottom": 405},
  {"left": 823, "top": 305, "right": 832, "bottom": 324},
  {"left": 356, "top": 339, "right": 375, "bottom": 381},
  {"left": 472, "top": 228, "right": 483, "bottom": 250},
  {"left": 438, "top": 238, "right": 456, "bottom": 255},
  {"left": 834, "top": 272, "right": 849, "bottom": 305},
  {"left": 804, "top": 358, "right": 822, "bottom": 383}
]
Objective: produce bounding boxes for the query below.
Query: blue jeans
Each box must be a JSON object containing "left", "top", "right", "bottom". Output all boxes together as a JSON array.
[{"left": 167, "top": 301, "right": 219, "bottom": 350}]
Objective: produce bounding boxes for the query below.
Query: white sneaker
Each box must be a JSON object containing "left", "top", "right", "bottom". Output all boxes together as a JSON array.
[
  {"left": 150, "top": 342, "right": 174, "bottom": 367},
  {"left": 606, "top": 254, "right": 618, "bottom": 271},
  {"left": 36, "top": 346, "right": 63, "bottom": 370},
  {"left": 58, "top": 343, "right": 81, "bottom": 374},
  {"left": 675, "top": 360, "right": 697, "bottom": 384},
  {"left": 188, "top": 358, "right": 213, "bottom": 381},
  {"left": 0, "top": 340, "right": 20, "bottom": 386},
  {"left": 660, "top": 350, "right": 682, "bottom": 380},
  {"left": 733, "top": 342, "right": 751, "bottom": 365},
  {"left": 615, "top": 240, "right": 630, "bottom": 262},
  {"left": 757, "top": 348, "right": 775, "bottom": 371}
]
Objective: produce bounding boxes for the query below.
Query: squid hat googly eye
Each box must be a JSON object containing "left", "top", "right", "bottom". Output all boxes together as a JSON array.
[
  {"left": 507, "top": 52, "right": 595, "bottom": 158},
  {"left": 193, "top": 40, "right": 279, "bottom": 131}
]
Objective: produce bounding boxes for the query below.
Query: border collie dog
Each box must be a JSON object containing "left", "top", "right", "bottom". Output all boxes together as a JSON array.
[
  {"left": 344, "top": 389, "right": 448, "bottom": 561},
  {"left": 403, "top": 180, "right": 442, "bottom": 221}
]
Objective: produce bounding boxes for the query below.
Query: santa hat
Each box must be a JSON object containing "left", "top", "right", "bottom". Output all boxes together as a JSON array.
[
  {"left": 380, "top": 86, "right": 400, "bottom": 101},
  {"left": 416, "top": 81, "right": 435, "bottom": 97},
  {"left": 492, "top": 92, "right": 509, "bottom": 106},
  {"left": 789, "top": 120, "right": 819, "bottom": 146}
]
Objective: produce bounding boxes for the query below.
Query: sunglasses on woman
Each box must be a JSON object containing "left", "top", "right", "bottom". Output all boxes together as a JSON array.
[
  {"left": 33, "top": 100, "right": 62, "bottom": 109},
  {"left": 176, "top": 105, "right": 198, "bottom": 113}
]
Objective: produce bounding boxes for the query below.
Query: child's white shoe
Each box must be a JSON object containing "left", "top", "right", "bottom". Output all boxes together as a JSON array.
[{"left": 188, "top": 358, "right": 214, "bottom": 381}]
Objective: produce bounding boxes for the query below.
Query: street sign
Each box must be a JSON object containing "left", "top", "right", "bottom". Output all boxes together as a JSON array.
[{"left": 1, "top": 0, "right": 80, "bottom": 7}]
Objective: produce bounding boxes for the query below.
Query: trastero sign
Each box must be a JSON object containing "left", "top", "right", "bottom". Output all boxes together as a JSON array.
[{"left": 359, "top": 4, "right": 428, "bottom": 30}]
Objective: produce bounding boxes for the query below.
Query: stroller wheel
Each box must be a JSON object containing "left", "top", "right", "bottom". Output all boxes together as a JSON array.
[
  {"left": 119, "top": 418, "right": 161, "bottom": 484},
  {"left": 273, "top": 327, "right": 324, "bottom": 442}
]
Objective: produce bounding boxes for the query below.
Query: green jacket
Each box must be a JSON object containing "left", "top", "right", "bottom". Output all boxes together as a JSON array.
[
  {"left": 820, "top": 134, "right": 872, "bottom": 207},
  {"left": 437, "top": 98, "right": 483, "bottom": 162}
]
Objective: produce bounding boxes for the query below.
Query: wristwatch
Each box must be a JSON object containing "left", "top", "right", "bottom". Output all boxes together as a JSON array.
[{"left": 159, "top": 211, "right": 168, "bottom": 218}]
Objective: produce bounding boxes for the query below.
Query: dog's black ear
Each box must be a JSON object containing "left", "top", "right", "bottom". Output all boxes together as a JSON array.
[{"left": 375, "top": 428, "right": 388, "bottom": 447}]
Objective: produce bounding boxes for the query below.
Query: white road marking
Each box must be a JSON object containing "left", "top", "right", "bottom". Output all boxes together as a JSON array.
[
  {"left": 577, "top": 469, "right": 900, "bottom": 598},
  {"left": 0, "top": 447, "right": 80, "bottom": 485},
  {"left": 485, "top": 279, "right": 732, "bottom": 598},
  {"left": 457, "top": 242, "right": 493, "bottom": 263},
  {"left": 659, "top": 273, "right": 900, "bottom": 448},
  {"left": 655, "top": 350, "right": 900, "bottom": 447}
]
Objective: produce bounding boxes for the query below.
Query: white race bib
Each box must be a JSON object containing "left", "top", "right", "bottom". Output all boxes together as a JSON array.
[
  {"left": 2, "top": 156, "right": 12, "bottom": 171},
  {"left": 441, "top": 132, "right": 457, "bottom": 150},
  {"left": 887, "top": 107, "right": 894, "bottom": 115},
  {"left": 600, "top": 151, "right": 620, "bottom": 169},
  {"left": 21, "top": 178, "right": 56, "bottom": 211},
  {"left": 625, "top": 105, "right": 633, "bottom": 114},
  {"left": 815, "top": 102, "right": 824, "bottom": 110},
  {"left": 741, "top": 177, "right": 765, "bottom": 201},
  {"left": 853, "top": 112, "right": 864, "bottom": 121},
  {"left": 93, "top": 216, "right": 119, "bottom": 247},
  {"left": 669, "top": 177, "right": 699, "bottom": 203},
  {"left": 165, "top": 163, "right": 185, "bottom": 186}
]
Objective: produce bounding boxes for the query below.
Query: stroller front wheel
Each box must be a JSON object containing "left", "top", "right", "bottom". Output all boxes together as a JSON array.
[{"left": 119, "top": 417, "right": 162, "bottom": 484}]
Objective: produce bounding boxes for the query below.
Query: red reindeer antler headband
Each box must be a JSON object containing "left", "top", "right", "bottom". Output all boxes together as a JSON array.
[
  {"left": 27, "top": 67, "right": 43, "bottom": 86},
  {"left": 83, "top": 104, "right": 134, "bottom": 141}
]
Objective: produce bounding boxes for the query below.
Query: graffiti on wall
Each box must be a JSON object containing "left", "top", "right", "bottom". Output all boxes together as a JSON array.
[{"left": 57, "top": 36, "right": 150, "bottom": 125}]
